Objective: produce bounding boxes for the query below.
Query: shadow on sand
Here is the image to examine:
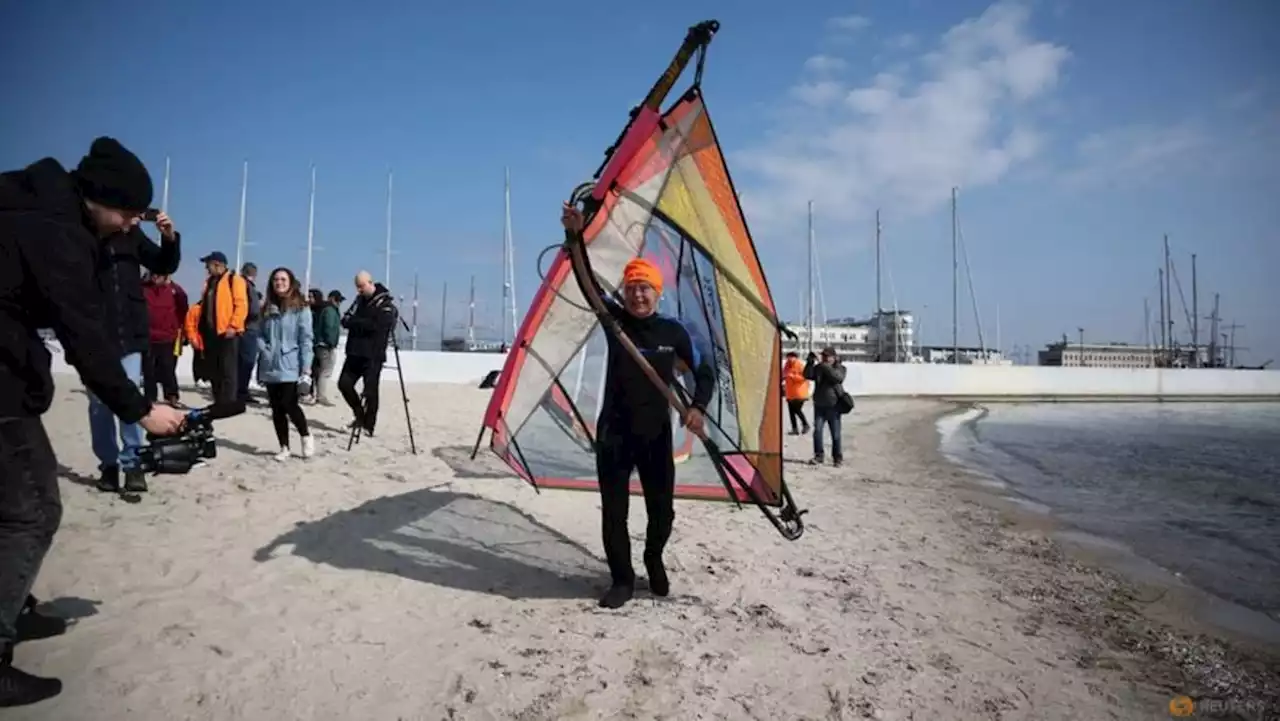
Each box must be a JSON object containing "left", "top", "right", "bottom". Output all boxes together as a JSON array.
[
  {"left": 252, "top": 486, "right": 604, "bottom": 600},
  {"left": 432, "top": 444, "right": 520, "bottom": 480}
]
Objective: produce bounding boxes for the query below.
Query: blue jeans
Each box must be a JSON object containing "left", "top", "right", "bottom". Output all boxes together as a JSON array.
[
  {"left": 812, "top": 406, "right": 843, "bottom": 462},
  {"left": 87, "top": 352, "right": 144, "bottom": 472}
]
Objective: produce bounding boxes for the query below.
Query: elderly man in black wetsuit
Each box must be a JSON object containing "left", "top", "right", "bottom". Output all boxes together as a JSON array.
[{"left": 561, "top": 203, "right": 716, "bottom": 609}]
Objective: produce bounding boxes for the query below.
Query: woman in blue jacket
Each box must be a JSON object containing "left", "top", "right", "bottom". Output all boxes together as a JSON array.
[{"left": 257, "top": 267, "right": 316, "bottom": 460}]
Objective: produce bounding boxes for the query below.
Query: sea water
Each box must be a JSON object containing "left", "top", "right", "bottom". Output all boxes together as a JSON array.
[{"left": 941, "top": 402, "right": 1280, "bottom": 625}]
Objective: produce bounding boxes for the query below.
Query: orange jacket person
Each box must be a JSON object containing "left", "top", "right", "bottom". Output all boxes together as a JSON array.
[
  {"left": 783, "top": 351, "right": 811, "bottom": 435},
  {"left": 185, "top": 251, "right": 248, "bottom": 403}
]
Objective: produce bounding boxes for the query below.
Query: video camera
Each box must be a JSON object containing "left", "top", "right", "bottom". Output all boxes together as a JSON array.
[{"left": 137, "top": 401, "right": 245, "bottom": 474}]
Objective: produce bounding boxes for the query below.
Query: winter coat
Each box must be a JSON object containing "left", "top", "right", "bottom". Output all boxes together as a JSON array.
[
  {"left": 804, "top": 357, "right": 847, "bottom": 409},
  {"left": 255, "top": 303, "right": 314, "bottom": 384},
  {"left": 144, "top": 278, "right": 188, "bottom": 343},
  {"left": 314, "top": 303, "right": 341, "bottom": 348},
  {"left": 0, "top": 156, "right": 152, "bottom": 423},
  {"left": 99, "top": 225, "right": 182, "bottom": 354},
  {"left": 341, "top": 283, "right": 396, "bottom": 362},
  {"left": 783, "top": 357, "right": 811, "bottom": 401}
]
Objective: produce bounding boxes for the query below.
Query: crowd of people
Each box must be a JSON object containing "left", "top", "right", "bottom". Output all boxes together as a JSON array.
[{"left": 0, "top": 137, "right": 401, "bottom": 707}]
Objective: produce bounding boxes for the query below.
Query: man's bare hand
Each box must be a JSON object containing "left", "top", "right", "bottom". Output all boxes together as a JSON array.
[
  {"left": 561, "top": 202, "right": 584, "bottom": 233},
  {"left": 684, "top": 407, "right": 707, "bottom": 439},
  {"left": 139, "top": 403, "right": 186, "bottom": 436},
  {"left": 154, "top": 211, "right": 176, "bottom": 241}
]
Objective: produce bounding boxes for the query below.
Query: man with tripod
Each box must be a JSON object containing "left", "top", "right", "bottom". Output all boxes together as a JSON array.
[{"left": 337, "top": 271, "right": 396, "bottom": 436}]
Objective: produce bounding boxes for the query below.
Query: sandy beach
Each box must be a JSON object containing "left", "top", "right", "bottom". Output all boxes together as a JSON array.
[{"left": 8, "top": 379, "right": 1279, "bottom": 720}]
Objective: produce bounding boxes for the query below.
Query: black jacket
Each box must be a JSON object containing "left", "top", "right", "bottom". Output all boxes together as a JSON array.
[
  {"left": 341, "top": 283, "right": 397, "bottom": 362},
  {"left": 804, "top": 356, "right": 847, "bottom": 409},
  {"left": 100, "top": 225, "right": 181, "bottom": 354},
  {"left": 0, "top": 157, "right": 153, "bottom": 423},
  {"left": 597, "top": 298, "right": 716, "bottom": 439}
]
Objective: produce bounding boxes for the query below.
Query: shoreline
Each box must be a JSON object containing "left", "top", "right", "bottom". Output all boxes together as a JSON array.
[{"left": 927, "top": 401, "right": 1280, "bottom": 712}]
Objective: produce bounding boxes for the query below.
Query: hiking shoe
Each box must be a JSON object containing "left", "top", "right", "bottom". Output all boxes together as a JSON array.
[
  {"left": 16, "top": 597, "right": 66, "bottom": 643},
  {"left": 123, "top": 470, "right": 147, "bottom": 493},
  {"left": 96, "top": 466, "right": 120, "bottom": 492},
  {"left": 0, "top": 646, "right": 62, "bottom": 708}
]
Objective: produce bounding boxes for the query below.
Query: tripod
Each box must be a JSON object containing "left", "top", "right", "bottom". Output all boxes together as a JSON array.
[{"left": 346, "top": 311, "right": 418, "bottom": 454}]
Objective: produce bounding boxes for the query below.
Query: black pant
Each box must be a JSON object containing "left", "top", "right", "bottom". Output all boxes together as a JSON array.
[
  {"left": 338, "top": 356, "right": 383, "bottom": 430},
  {"left": 143, "top": 341, "right": 180, "bottom": 402},
  {"left": 0, "top": 417, "right": 61, "bottom": 648},
  {"left": 787, "top": 399, "right": 809, "bottom": 433},
  {"left": 265, "top": 382, "right": 309, "bottom": 447},
  {"left": 203, "top": 336, "right": 239, "bottom": 405},
  {"left": 237, "top": 328, "right": 259, "bottom": 402},
  {"left": 595, "top": 427, "right": 675, "bottom": 586}
]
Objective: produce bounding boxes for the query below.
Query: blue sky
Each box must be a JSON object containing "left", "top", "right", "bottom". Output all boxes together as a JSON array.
[{"left": 2, "top": 0, "right": 1277, "bottom": 363}]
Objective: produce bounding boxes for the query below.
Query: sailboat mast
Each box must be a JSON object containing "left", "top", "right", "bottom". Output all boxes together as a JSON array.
[
  {"left": 384, "top": 169, "right": 393, "bottom": 291},
  {"left": 951, "top": 186, "right": 959, "bottom": 364},
  {"left": 160, "top": 157, "right": 171, "bottom": 213},
  {"left": 467, "top": 275, "right": 476, "bottom": 344},
  {"left": 806, "top": 200, "right": 814, "bottom": 354},
  {"left": 1163, "top": 234, "right": 1172, "bottom": 361},
  {"left": 1191, "top": 253, "right": 1199, "bottom": 367},
  {"left": 411, "top": 270, "right": 420, "bottom": 351},
  {"left": 235, "top": 160, "right": 249, "bottom": 270},
  {"left": 304, "top": 164, "right": 316, "bottom": 293},
  {"left": 875, "top": 208, "right": 882, "bottom": 362},
  {"left": 503, "top": 167, "right": 517, "bottom": 346},
  {"left": 440, "top": 282, "right": 448, "bottom": 348}
]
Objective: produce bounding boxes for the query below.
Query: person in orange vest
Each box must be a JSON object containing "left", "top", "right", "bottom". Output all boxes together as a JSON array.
[
  {"left": 783, "top": 351, "right": 811, "bottom": 435},
  {"left": 184, "top": 252, "right": 249, "bottom": 404}
]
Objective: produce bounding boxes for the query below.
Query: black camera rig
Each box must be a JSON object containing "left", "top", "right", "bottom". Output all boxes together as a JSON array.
[{"left": 137, "top": 401, "right": 245, "bottom": 475}]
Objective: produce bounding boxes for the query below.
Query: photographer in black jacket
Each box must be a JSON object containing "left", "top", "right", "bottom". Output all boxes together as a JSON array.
[
  {"left": 337, "top": 271, "right": 396, "bottom": 436},
  {"left": 0, "top": 137, "right": 187, "bottom": 708}
]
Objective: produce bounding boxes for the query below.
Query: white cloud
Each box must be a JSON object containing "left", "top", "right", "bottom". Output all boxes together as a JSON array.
[
  {"left": 735, "top": 2, "right": 1071, "bottom": 240},
  {"left": 827, "top": 14, "right": 871, "bottom": 32},
  {"left": 1058, "top": 123, "right": 1211, "bottom": 189},
  {"left": 803, "top": 54, "right": 848, "bottom": 74}
]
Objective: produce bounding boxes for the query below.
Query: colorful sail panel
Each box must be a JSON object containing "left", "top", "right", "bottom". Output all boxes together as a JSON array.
[{"left": 479, "top": 88, "right": 784, "bottom": 506}]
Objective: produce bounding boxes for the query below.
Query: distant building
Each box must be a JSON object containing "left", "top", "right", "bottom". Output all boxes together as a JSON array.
[
  {"left": 781, "top": 309, "right": 917, "bottom": 363},
  {"left": 920, "top": 346, "right": 1010, "bottom": 365},
  {"left": 1037, "top": 341, "right": 1157, "bottom": 368}
]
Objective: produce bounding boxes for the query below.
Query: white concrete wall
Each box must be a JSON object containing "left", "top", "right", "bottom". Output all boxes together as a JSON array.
[
  {"left": 46, "top": 341, "right": 505, "bottom": 386},
  {"left": 46, "top": 341, "right": 1280, "bottom": 398},
  {"left": 842, "top": 362, "right": 1280, "bottom": 400}
]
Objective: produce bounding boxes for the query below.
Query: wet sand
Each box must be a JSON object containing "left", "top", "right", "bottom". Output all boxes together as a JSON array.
[{"left": 8, "top": 380, "right": 1278, "bottom": 720}]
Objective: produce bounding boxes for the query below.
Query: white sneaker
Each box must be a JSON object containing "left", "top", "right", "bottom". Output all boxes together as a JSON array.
[
  {"left": 301, "top": 435, "right": 315, "bottom": 458},
  {"left": 273, "top": 447, "right": 291, "bottom": 462}
]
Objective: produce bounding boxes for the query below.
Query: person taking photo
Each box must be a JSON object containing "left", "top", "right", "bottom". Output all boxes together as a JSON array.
[{"left": 0, "top": 136, "right": 186, "bottom": 708}]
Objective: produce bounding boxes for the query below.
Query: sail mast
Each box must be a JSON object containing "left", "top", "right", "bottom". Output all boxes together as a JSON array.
[
  {"left": 235, "top": 160, "right": 249, "bottom": 270},
  {"left": 304, "top": 164, "right": 316, "bottom": 293},
  {"left": 160, "top": 157, "right": 170, "bottom": 213},
  {"left": 503, "top": 167, "right": 518, "bottom": 346},
  {"left": 951, "top": 186, "right": 959, "bottom": 364},
  {"left": 806, "top": 200, "right": 814, "bottom": 354},
  {"left": 384, "top": 169, "right": 393, "bottom": 291}
]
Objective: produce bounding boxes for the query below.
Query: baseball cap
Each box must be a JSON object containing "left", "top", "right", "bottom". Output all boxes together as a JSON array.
[{"left": 200, "top": 251, "right": 228, "bottom": 264}]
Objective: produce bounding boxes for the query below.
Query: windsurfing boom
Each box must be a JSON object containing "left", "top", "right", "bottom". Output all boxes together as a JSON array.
[{"left": 474, "top": 20, "right": 807, "bottom": 541}]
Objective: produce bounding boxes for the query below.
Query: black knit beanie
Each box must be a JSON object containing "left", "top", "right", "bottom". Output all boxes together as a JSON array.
[{"left": 72, "top": 137, "right": 154, "bottom": 212}]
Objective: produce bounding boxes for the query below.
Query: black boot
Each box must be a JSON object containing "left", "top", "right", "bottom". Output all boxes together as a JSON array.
[
  {"left": 95, "top": 466, "right": 120, "bottom": 493},
  {"left": 123, "top": 469, "right": 147, "bottom": 493},
  {"left": 16, "top": 596, "right": 66, "bottom": 643},
  {"left": 598, "top": 583, "right": 634, "bottom": 609},
  {"left": 0, "top": 644, "right": 62, "bottom": 708},
  {"left": 644, "top": 552, "right": 670, "bottom": 597}
]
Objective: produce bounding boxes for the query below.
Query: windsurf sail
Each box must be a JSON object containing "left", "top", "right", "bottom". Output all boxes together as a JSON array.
[{"left": 473, "top": 20, "right": 806, "bottom": 540}]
